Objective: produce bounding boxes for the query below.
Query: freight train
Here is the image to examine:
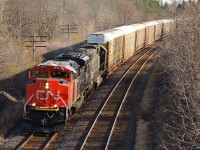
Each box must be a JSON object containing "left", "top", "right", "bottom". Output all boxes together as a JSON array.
[{"left": 23, "top": 19, "right": 174, "bottom": 133}]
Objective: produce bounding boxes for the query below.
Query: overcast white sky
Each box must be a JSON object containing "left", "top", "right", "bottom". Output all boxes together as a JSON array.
[
  {"left": 160, "top": 0, "right": 196, "bottom": 4},
  {"left": 160, "top": 0, "right": 181, "bottom": 4}
]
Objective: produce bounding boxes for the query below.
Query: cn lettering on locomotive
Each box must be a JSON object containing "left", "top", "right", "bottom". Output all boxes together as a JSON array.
[{"left": 36, "top": 90, "right": 60, "bottom": 101}]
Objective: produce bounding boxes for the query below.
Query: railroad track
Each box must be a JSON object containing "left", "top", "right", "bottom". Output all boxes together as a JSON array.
[
  {"left": 80, "top": 47, "right": 157, "bottom": 149},
  {"left": 16, "top": 133, "right": 57, "bottom": 150}
]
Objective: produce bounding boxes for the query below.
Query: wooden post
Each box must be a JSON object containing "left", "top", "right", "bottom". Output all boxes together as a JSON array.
[
  {"left": 60, "top": 24, "right": 78, "bottom": 45},
  {"left": 33, "top": 34, "right": 35, "bottom": 64},
  {"left": 68, "top": 24, "right": 71, "bottom": 45},
  {"left": 23, "top": 34, "right": 49, "bottom": 64}
]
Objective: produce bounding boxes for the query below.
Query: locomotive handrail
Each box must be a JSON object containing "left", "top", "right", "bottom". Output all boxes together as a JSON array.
[
  {"left": 81, "top": 62, "right": 106, "bottom": 82},
  {"left": 99, "top": 62, "right": 106, "bottom": 69},
  {"left": 23, "top": 94, "right": 34, "bottom": 118},
  {"left": 58, "top": 95, "right": 67, "bottom": 107}
]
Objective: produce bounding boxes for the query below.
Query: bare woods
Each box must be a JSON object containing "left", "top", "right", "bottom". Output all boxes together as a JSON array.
[
  {"left": 158, "top": 4, "right": 200, "bottom": 150},
  {"left": 0, "top": 0, "right": 164, "bottom": 83}
]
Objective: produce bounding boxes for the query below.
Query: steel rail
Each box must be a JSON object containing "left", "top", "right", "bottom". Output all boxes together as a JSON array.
[
  {"left": 80, "top": 47, "right": 157, "bottom": 150},
  {"left": 43, "top": 133, "right": 58, "bottom": 149},
  {"left": 16, "top": 133, "right": 56, "bottom": 150},
  {"left": 17, "top": 134, "right": 33, "bottom": 150},
  {"left": 105, "top": 50, "right": 157, "bottom": 150}
]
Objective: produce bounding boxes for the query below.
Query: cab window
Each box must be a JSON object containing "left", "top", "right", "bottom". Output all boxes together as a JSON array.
[
  {"left": 51, "top": 71, "right": 69, "bottom": 78},
  {"left": 31, "top": 70, "right": 48, "bottom": 78}
]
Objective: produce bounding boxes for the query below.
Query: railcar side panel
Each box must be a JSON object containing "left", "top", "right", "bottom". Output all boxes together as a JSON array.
[
  {"left": 144, "top": 21, "right": 162, "bottom": 45},
  {"left": 163, "top": 23, "right": 170, "bottom": 36},
  {"left": 130, "top": 24, "right": 146, "bottom": 51},
  {"left": 135, "top": 28, "right": 146, "bottom": 51},
  {"left": 155, "top": 22, "right": 162, "bottom": 40},
  {"left": 162, "top": 20, "right": 174, "bottom": 36},
  {"left": 107, "top": 36, "right": 124, "bottom": 72},
  {"left": 123, "top": 32, "right": 136, "bottom": 60},
  {"left": 114, "top": 26, "right": 136, "bottom": 60},
  {"left": 145, "top": 25, "right": 155, "bottom": 45}
]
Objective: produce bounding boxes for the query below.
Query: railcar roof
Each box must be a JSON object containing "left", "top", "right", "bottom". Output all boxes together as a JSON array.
[
  {"left": 86, "top": 28, "right": 124, "bottom": 44},
  {"left": 129, "top": 24, "right": 146, "bottom": 30},
  {"left": 142, "top": 21, "right": 160, "bottom": 26},
  {"left": 155, "top": 20, "right": 164, "bottom": 24},
  {"left": 161, "top": 19, "right": 174, "bottom": 23},
  {"left": 114, "top": 25, "right": 136, "bottom": 34}
]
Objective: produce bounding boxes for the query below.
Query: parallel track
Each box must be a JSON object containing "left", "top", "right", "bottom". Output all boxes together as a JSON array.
[
  {"left": 80, "top": 48, "right": 157, "bottom": 149},
  {"left": 17, "top": 133, "right": 57, "bottom": 150}
]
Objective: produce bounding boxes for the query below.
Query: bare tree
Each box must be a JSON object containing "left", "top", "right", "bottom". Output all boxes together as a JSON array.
[{"left": 159, "top": 3, "right": 200, "bottom": 150}]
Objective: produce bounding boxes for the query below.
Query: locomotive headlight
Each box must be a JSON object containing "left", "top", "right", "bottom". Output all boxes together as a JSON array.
[
  {"left": 32, "top": 103, "right": 36, "bottom": 107},
  {"left": 54, "top": 104, "right": 57, "bottom": 108},
  {"left": 45, "top": 82, "right": 50, "bottom": 89}
]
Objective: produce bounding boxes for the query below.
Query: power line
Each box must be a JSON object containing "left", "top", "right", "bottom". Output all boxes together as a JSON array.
[
  {"left": 23, "top": 34, "right": 50, "bottom": 64},
  {"left": 60, "top": 24, "right": 78, "bottom": 45}
]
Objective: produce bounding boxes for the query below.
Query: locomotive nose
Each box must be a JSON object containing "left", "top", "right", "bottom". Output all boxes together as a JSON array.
[
  {"left": 34, "top": 78, "right": 69, "bottom": 108},
  {"left": 36, "top": 79, "right": 59, "bottom": 90}
]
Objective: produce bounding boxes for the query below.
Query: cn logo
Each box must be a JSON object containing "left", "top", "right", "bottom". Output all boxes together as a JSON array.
[{"left": 36, "top": 90, "right": 60, "bottom": 100}]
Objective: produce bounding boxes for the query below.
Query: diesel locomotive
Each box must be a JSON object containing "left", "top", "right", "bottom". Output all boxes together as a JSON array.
[{"left": 23, "top": 19, "right": 174, "bottom": 132}]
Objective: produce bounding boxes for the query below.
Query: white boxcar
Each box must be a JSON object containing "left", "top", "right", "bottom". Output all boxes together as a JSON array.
[
  {"left": 162, "top": 19, "right": 174, "bottom": 36},
  {"left": 86, "top": 29, "right": 124, "bottom": 72},
  {"left": 130, "top": 24, "right": 146, "bottom": 51},
  {"left": 154, "top": 20, "right": 163, "bottom": 40},
  {"left": 143, "top": 21, "right": 157, "bottom": 45},
  {"left": 115, "top": 25, "right": 136, "bottom": 60}
]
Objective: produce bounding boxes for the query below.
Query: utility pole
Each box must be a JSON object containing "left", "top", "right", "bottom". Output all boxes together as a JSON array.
[
  {"left": 60, "top": 24, "right": 78, "bottom": 45},
  {"left": 23, "top": 34, "right": 50, "bottom": 64}
]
